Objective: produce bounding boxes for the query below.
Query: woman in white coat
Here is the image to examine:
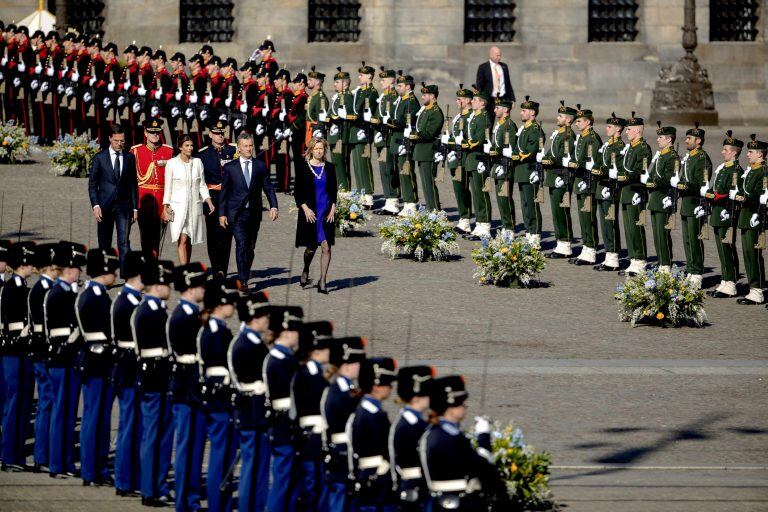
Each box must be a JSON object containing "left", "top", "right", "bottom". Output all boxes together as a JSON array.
[{"left": 162, "top": 135, "right": 215, "bottom": 264}]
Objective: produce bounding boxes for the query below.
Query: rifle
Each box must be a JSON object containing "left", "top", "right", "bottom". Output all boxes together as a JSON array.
[
  {"left": 664, "top": 159, "right": 680, "bottom": 230},
  {"left": 534, "top": 136, "right": 545, "bottom": 203},
  {"left": 696, "top": 164, "right": 711, "bottom": 240},
  {"left": 636, "top": 156, "right": 649, "bottom": 227},
  {"left": 400, "top": 111, "right": 414, "bottom": 175},
  {"left": 755, "top": 175, "right": 767, "bottom": 250},
  {"left": 452, "top": 117, "right": 465, "bottom": 182},
  {"left": 228, "top": 83, "right": 248, "bottom": 135},
  {"left": 580, "top": 144, "right": 594, "bottom": 213},
  {"left": 559, "top": 130, "right": 572, "bottom": 208},
  {"left": 482, "top": 126, "right": 493, "bottom": 193},
  {"left": 361, "top": 96, "right": 372, "bottom": 158},
  {"left": 722, "top": 171, "right": 740, "bottom": 245},
  {"left": 606, "top": 152, "right": 619, "bottom": 221},
  {"left": 437, "top": 104, "right": 450, "bottom": 182},
  {"left": 497, "top": 128, "right": 512, "bottom": 197}
]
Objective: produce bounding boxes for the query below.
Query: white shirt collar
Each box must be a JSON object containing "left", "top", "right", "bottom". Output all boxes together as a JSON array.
[{"left": 240, "top": 157, "right": 251, "bottom": 165}]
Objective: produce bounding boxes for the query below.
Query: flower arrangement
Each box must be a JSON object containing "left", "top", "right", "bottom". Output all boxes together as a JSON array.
[
  {"left": 335, "top": 189, "right": 369, "bottom": 235},
  {"left": 471, "top": 232, "right": 546, "bottom": 287},
  {"left": 379, "top": 208, "right": 459, "bottom": 262},
  {"left": 0, "top": 121, "right": 36, "bottom": 163},
  {"left": 48, "top": 133, "right": 101, "bottom": 177},
  {"left": 615, "top": 266, "right": 708, "bottom": 327}
]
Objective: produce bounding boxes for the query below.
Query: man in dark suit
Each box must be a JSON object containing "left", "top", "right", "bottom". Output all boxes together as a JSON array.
[
  {"left": 219, "top": 132, "right": 279, "bottom": 290},
  {"left": 88, "top": 124, "right": 138, "bottom": 272},
  {"left": 476, "top": 46, "right": 515, "bottom": 114}
]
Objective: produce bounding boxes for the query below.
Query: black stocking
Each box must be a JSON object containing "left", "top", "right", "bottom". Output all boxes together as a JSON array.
[{"left": 319, "top": 241, "right": 331, "bottom": 288}]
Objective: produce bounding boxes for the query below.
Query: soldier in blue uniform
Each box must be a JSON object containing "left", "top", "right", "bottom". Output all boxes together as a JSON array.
[
  {"left": 111, "top": 251, "right": 145, "bottom": 496},
  {"left": 229, "top": 291, "right": 272, "bottom": 512},
  {"left": 131, "top": 258, "right": 175, "bottom": 506},
  {"left": 198, "top": 276, "right": 240, "bottom": 512},
  {"left": 321, "top": 336, "right": 366, "bottom": 512},
  {"left": 197, "top": 120, "right": 237, "bottom": 277},
  {"left": 0, "top": 241, "right": 36, "bottom": 471},
  {"left": 419, "top": 376, "right": 510, "bottom": 511},
  {"left": 264, "top": 305, "right": 304, "bottom": 512},
  {"left": 292, "top": 320, "right": 334, "bottom": 511},
  {"left": 27, "top": 243, "right": 59, "bottom": 473},
  {"left": 169, "top": 262, "right": 208, "bottom": 511},
  {"left": 76, "top": 248, "right": 120, "bottom": 486},
  {"left": 0, "top": 240, "right": 10, "bottom": 445},
  {"left": 390, "top": 365, "right": 435, "bottom": 511},
  {"left": 45, "top": 241, "right": 87, "bottom": 479}
]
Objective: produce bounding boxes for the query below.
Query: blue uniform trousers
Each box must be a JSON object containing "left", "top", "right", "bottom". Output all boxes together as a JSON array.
[
  {"left": 267, "top": 425, "right": 297, "bottom": 512},
  {"left": 173, "top": 403, "right": 206, "bottom": 511},
  {"left": 297, "top": 459, "right": 327, "bottom": 512},
  {"left": 140, "top": 391, "right": 173, "bottom": 498},
  {"left": 205, "top": 410, "right": 236, "bottom": 512},
  {"left": 48, "top": 366, "right": 80, "bottom": 475},
  {"left": 79, "top": 376, "right": 113, "bottom": 482},
  {"left": 1, "top": 356, "right": 34, "bottom": 466},
  {"left": 114, "top": 385, "right": 142, "bottom": 492},
  {"left": 32, "top": 362, "right": 53, "bottom": 466},
  {"left": 237, "top": 429, "right": 271, "bottom": 512}
]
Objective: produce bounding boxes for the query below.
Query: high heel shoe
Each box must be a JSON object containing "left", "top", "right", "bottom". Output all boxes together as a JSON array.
[
  {"left": 317, "top": 282, "right": 329, "bottom": 294},
  {"left": 299, "top": 271, "right": 309, "bottom": 288}
]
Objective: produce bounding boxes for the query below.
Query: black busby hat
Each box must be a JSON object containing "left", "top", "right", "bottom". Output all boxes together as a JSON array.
[
  {"left": 122, "top": 250, "right": 146, "bottom": 280},
  {"left": 395, "top": 70, "right": 414, "bottom": 85},
  {"left": 358, "top": 61, "right": 375, "bottom": 75},
  {"left": 722, "top": 130, "right": 744, "bottom": 149},
  {"left": 102, "top": 42, "right": 117, "bottom": 54},
  {"left": 239, "top": 61, "right": 255, "bottom": 73},
  {"left": 655, "top": 121, "right": 676, "bottom": 137},
  {"left": 32, "top": 30, "right": 46, "bottom": 40},
  {"left": 33, "top": 243, "right": 58, "bottom": 269},
  {"left": 173, "top": 262, "right": 208, "bottom": 292},
  {"left": 170, "top": 52, "right": 186, "bottom": 64},
  {"left": 45, "top": 31, "right": 60, "bottom": 42},
  {"left": 333, "top": 67, "right": 349, "bottom": 80},
  {"left": 152, "top": 48, "right": 167, "bottom": 61},
  {"left": 209, "top": 119, "right": 228, "bottom": 135},
  {"left": 86, "top": 247, "right": 120, "bottom": 277},
  {"left": 430, "top": 375, "right": 468, "bottom": 415},
  {"left": 420, "top": 82, "right": 439, "bottom": 97},
  {"left": 53, "top": 241, "right": 87, "bottom": 269},
  {"left": 8, "top": 241, "right": 36, "bottom": 269},
  {"left": 456, "top": 83, "right": 474, "bottom": 99},
  {"left": 606, "top": 111, "right": 627, "bottom": 127},
  {"left": 494, "top": 97, "right": 512, "bottom": 109},
  {"left": 268, "top": 305, "right": 304, "bottom": 335},
  {"left": 575, "top": 103, "right": 593, "bottom": 119},
  {"left": 208, "top": 55, "right": 222, "bottom": 68},
  {"left": 520, "top": 95, "right": 539, "bottom": 114},
  {"left": 686, "top": 121, "right": 705, "bottom": 139},
  {"left": 141, "top": 258, "right": 175, "bottom": 286},
  {"left": 123, "top": 42, "right": 138, "bottom": 55},
  {"left": 14, "top": 25, "right": 29, "bottom": 37},
  {"left": 746, "top": 133, "right": 768, "bottom": 151},
  {"left": 557, "top": 100, "right": 577, "bottom": 117},
  {"left": 396, "top": 365, "right": 436, "bottom": 403},
  {"left": 199, "top": 44, "right": 214, "bottom": 55},
  {"left": 63, "top": 31, "right": 77, "bottom": 42},
  {"left": 222, "top": 57, "right": 237, "bottom": 69},
  {"left": 142, "top": 117, "right": 164, "bottom": 133},
  {"left": 189, "top": 54, "right": 204, "bottom": 65},
  {"left": 328, "top": 336, "right": 366, "bottom": 366},
  {"left": 308, "top": 65, "right": 325, "bottom": 81},
  {"left": 203, "top": 276, "right": 240, "bottom": 309},
  {"left": 237, "top": 291, "right": 270, "bottom": 322},
  {"left": 378, "top": 66, "right": 396, "bottom": 79},
  {"left": 0, "top": 240, "right": 12, "bottom": 263},
  {"left": 87, "top": 37, "right": 102, "bottom": 50},
  {"left": 292, "top": 72, "right": 307, "bottom": 85},
  {"left": 274, "top": 68, "right": 290, "bottom": 82},
  {"left": 5, "top": 24, "right": 17, "bottom": 32},
  {"left": 626, "top": 111, "right": 644, "bottom": 127},
  {"left": 297, "top": 320, "right": 334, "bottom": 357},
  {"left": 359, "top": 357, "right": 398, "bottom": 393},
  {"left": 259, "top": 39, "right": 276, "bottom": 52}
]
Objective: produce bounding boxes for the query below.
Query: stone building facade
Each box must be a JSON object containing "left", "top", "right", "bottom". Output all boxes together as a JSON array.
[{"left": 2, "top": 0, "right": 766, "bottom": 124}]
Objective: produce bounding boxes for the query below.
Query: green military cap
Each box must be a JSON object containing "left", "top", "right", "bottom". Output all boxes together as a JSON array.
[
  {"left": 520, "top": 95, "right": 539, "bottom": 114},
  {"left": 143, "top": 118, "right": 164, "bottom": 133},
  {"left": 655, "top": 121, "right": 676, "bottom": 137},
  {"left": 557, "top": 100, "right": 577, "bottom": 117},
  {"left": 307, "top": 65, "right": 325, "bottom": 80},
  {"left": 396, "top": 70, "right": 414, "bottom": 85},
  {"left": 746, "top": 133, "right": 768, "bottom": 151},
  {"left": 358, "top": 61, "right": 375, "bottom": 75},
  {"left": 471, "top": 85, "right": 489, "bottom": 103},
  {"left": 606, "top": 112, "right": 627, "bottom": 127},
  {"left": 686, "top": 121, "right": 705, "bottom": 139},
  {"left": 722, "top": 130, "right": 744, "bottom": 148},
  {"left": 575, "top": 103, "right": 593, "bottom": 118},
  {"left": 420, "top": 82, "right": 439, "bottom": 97},
  {"left": 456, "top": 83, "right": 474, "bottom": 98},
  {"left": 210, "top": 120, "right": 228, "bottom": 135},
  {"left": 378, "top": 66, "right": 396, "bottom": 79},
  {"left": 494, "top": 97, "right": 512, "bottom": 109},
  {"left": 626, "top": 111, "right": 644, "bottom": 126},
  {"left": 334, "top": 66, "right": 350, "bottom": 80}
]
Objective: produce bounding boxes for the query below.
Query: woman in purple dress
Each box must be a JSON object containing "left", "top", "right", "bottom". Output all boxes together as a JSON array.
[{"left": 294, "top": 137, "right": 338, "bottom": 294}]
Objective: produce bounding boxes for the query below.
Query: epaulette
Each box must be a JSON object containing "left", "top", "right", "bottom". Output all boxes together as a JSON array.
[
  {"left": 162, "top": 144, "right": 173, "bottom": 149},
  {"left": 199, "top": 145, "right": 209, "bottom": 152},
  {"left": 130, "top": 143, "right": 142, "bottom": 150}
]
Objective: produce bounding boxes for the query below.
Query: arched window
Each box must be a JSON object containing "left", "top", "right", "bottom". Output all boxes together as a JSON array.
[
  {"left": 464, "top": 0, "right": 516, "bottom": 43},
  {"left": 180, "top": 0, "right": 235, "bottom": 43},
  {"left": 308, "top": 0, "right": 362, "bottom": 42}
]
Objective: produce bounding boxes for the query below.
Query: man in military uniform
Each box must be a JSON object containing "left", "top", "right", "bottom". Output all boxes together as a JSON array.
[
  {"left": 117, "top": 43, "right": 139, "bottom": 147},
  {"left": 734, "top": 135, "right": 767, "bottom": 305},
  {"left": 673, "top": 123, "right": 712, "bottom": 287},
  {"left": 513, "top": 96, "right": 545, "bottom": 246},
  {"left": 305, "top": 66, "right": 328, "bottom": 143},
  {"left": 132, "top": 118, "right": 173, "bottom": 259},
  {"left": 251, "top": 68, "right": 274, "bottom": 166},
  {"left": 168, "top": 52, "right": 188, "bottom": 144},
  {"left": 390, "top": 71, "right": 420, "bottom": 217},
  {"left": 540, "top": 101, "right": 576, "bottom": 257},
  {"left": 72, "top": 33, "right": 90, "bottom": 136},
  {"left": 706, "top": 131, "right": 743, "bottom": 298},
  {"left": 328, "top": 67, "right": 354, "bottom": 191},
  {"left": 443, "top": 85, "right": 474, "bottom": 233},
  {"left": 197, "top": 120, "right": 236, "bottom": 277},
  {"left": 256, "top": 38, "right": 279, "bottom": 80},
  {"left": 271, "top": 68, "right": 295, "bottom": 192},
  {"left": 148, "top": 49, "right": 172, "bottom": 135},
  {"left": 0, "top": 240, "right": 9, "bottom": 432},
  {"left": 592, "top": 113, "right": 626, "bottom": 272},
  {"left": 643, "top": 123, "right": 679, "bottom": 272},
  {"left": 83, "top": 37, "right": 106, "bottom": 143},
  {"left": 486, "top": 97, "right": 517, "bottom": 236},
  {"left": 372, "top": 67, "right": 400, "bottom": 216},
  {"left": 234, "top": 61, "right": 258, "bottom": 138},
  {"left": 185, "top": 54, "right": 208, "bottom": 149},
  {"left": 349, "top": 62, "right": 379, "bottom": 207},
  {"left": 464, "top": 89, "right": 491, "bottom": 239},
  {"left": 100, "top": 42, "right": 121, "bottom": 146},
  {"left": 76, "top": 248, "right": 120, "bottom": 486},
  {"left": 617, "top": 113, "right": 652, "bottom": 276},
  {"left": 288, "top": 72, "right": 309, "bottom": 191},
  {"left": 409, "top": 83, "right": 444, "bottom": 212}
]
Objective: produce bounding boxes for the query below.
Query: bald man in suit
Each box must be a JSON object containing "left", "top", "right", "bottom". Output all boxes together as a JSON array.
[{"left": 476, "top": 46, "right": 515, "bottom": 114}]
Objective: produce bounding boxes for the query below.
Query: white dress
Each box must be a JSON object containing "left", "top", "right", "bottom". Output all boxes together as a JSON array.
[{"left": 162, "top": 156, "right": 210, "bottom": 244}]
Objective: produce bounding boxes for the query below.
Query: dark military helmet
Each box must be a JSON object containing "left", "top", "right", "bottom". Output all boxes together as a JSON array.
[
  {"left": 173, "top": 262, "right": 208, "bottom": 292},
  {"left": 53, "top": 241, "right": 88, "bottom": 269},
  {"left": 203, "top": 276, "right": 240, "bottom": 309},
  {"left": 333, "top": 67, "right": 349, "bottom": 80},
  {"left": 308, "top": 65, "right": 326, "bottom": 81},
  {"left": 268, "top": 305, "right": 304, "bottom": 335},
  {"left": 557, "top": 100, "right": 577, "bottom": 117},
  {"left": 8, "top": 241, "right": 36, "bottom": 269},
  {"left": 328, "top": 336, "right": 366, "bottom": 366},
  {"left": 33, "top": 242, "right": 58, "bottom": 268},
  {"left": 626, "top": 111, "right": 644, "bottom": 127},
  {"left": 358, "top": 61, "right": 375, "bottom": 75},
  {"left": 606, "top": 112, "right": 627, "bottom": 127},
  {"left": 297, "top": 320, "right": 334, "bottom": 357},
  {"left": 378, "top": 66, "right": 396, "bottom": 79},
  {"left": 237, "top": 291, "right": 270, "bottom": 322},
  {"left": 358, "top": 357, "right": 398, "bottom": 393},
  {"left": 722, "top": 130, "right": 744, "bottom": 149},
  {"left": 142, "top": 117, "right": 164, "bottom": 133},
  {"left": 746, "top": 133, "right": 768, "bottom": 151},
  {"left": 170, "top": 52, "right": 186, "bottom": 64},
  {"left": 122, "top": 250, "right": 146, "bottom": 280},
  {"left": 456, "top": 83, "right": 474, "bottom": 99},
  {"left": 141, "top": 258, "right": 175, "bottom": 286},
  {"left": 520, "top": 95, "right": 539, "bottom": 114},
  {"left": 686, "top": 121, "right": 705, "bottom": 139},
  {"left": 655, "top": 121, "right": 676, "bottom": 137},
  {"left": 86, "top": 247, "right": 120, "bottom": 277},
  {"left": 420, "top": 82, "right": 439, "bottom": 97},
  {"left": 430, "top": 375, "right": 469, "bottom": 415},
  {"left": 396, "top": 365, "right": 436, "bottom": 403}
]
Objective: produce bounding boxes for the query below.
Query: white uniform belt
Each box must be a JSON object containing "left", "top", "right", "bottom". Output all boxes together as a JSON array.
[
  {"left": 331, "top": 432, "right": 348, "bottom": 445},
  {"left": 399, "top": 466, "right": 422, "bottom": 480},
  {"left": 83, "top": 331, "right": 107, "bottom": 342},
  {"left": 33, "top": 324, "right": 43, "bottom": 333},
  {"left": 117, "top": 340, "right": 136, "bottom": 349},
  {"left": 140, "top": 347, "right": 167, "bottom": 358},
  {"left": 50, "top": 327, "right": 72, "bottom": 337},
  {"left": 174, "top": 354, "right": 197, "bottom": 364},
  {"left": 358, "top": 455, "right": 384, "bottom": 470},
  {"left": 430, "top": 479, "right": 469, "bottom": 493},
  {"left": 271, "top": 397, "right": 292, "bottom": 411},
  {"left": 238, "top": 380, "right": 266, "bottom": 395},
  {"left": 299, "top": 415, "right": 324, "bottom": 433},
  {"left": 205, "top": 366, "right": 229, "bottom": 378},
  {"left": 8, "top": 322, "right": 25, "bottom": 331}
]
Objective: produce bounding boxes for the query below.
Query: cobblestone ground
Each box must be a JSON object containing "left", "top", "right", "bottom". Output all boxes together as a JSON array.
[{"left": 0, "top": 142, "right": 766, "bottom": 510}]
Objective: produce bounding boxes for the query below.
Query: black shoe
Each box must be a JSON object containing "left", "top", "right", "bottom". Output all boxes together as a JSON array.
[
  {"left": 573, "top": 259, "right": 594, "bottom": 266},
  {"left": 363, "top": 204, "right": 373, "bottom": 210},
  {"left": 2, "top": 463, "right": 24, "bottom": 472},
  {"left": 99, "top": 475, "right": 115, "bottom": 487},
  {"left": 547, "top": 252, "right": 569, "bottom": 259},
  {"left": 593, "top": 263, "right": 619, "bottom": 272},
  {"left": 707, "top": 290, "right": 735, "bottom": 298},
  {"left": 116, "top": 488, "right": 140, "bottom": 497},
  {"left": 83, "top": 480, "right": 97, "bottom": 487},
  {"left": 299, "top": 271, "right": 309, "bottom": 288},
  {"left": 317, "top": 283, "right": 329, "bottom": 295},
  {"left": 374, "top": 208, "right": 397, "bottom": 216},
  {"left": 617, "top": 270, "right": 638, "bottom": 277},
  {"left": 49, "top": 472, "right": 71, "bottom": 479},
  {"left": 141, "top": 496, "right": 168, "bottom": 507},
  {"left": 736, "top": 297, "right": 762, "bottom": 305}
]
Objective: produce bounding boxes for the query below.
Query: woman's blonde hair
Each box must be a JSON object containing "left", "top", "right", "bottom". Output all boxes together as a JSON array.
[{"left": 304, "top": 137, "right": 328, "bottom": 161}]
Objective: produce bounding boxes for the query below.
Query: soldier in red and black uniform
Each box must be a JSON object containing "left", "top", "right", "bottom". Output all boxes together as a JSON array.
[
  {"left": 13, "top": 26, "right": 34, "bottom": 134},
  {"left": 234, "top": 61, "right": 258, "bottom": 138},
  {"left": 59, "top": 32, "right": 78, "bottom": 135},
  {"left": 252, "top": 68, "right": 274, "bottom": 169},
  {"left": 271, "top": 68, "right": 294, "bottom": 192},
  {"left": 100, "top": 42, "right": 121, "bottom": 146},
  {"left": 0, "top": 22, "right": 9, "bottom": 121},
  {"left": 199, "top": 44, "right": 214, "bottom": 67},
  {"left": 132, "top": 46, "right": 154, "bottom": 144},
  {"left": 41, "top": 31, "right": 64, "bottom": 142},
  {"left": 71, "top": 34, "right": 91, "bottom": 134},
  {"left": 185, "top": 54, "right": 208, "bottom": 149},
  {"left": 167, "top": 52, "right": 188, "bottom": 145},
  {"left": 205, "top": 55, "right": 227, "bottom": 128},
  {"left": 28, "top": 30, "right": 47, "bottom": 140},
  {"left": 288, "top": 72, "right": 309, "bottom": 190},
  {"left": 1, "top": 23, "right": 19, "bottom": 123},
  {"left": 116, "top": 43, "right": 139, "bottom": 146},
  {"left": 82, "top": 37, "right": 106, "bottom": 142},
  {"left": 219, "top": 57, "right": 239, "bottom": 134},
  {"left": 256, "top": 38, "right": 278, "bottom": 80},
  {"left": 148, "top": 49, "right": 172, "bottom": 140}
]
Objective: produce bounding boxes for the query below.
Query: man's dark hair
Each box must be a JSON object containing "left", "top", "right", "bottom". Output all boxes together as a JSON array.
[{"left": 110, "top": 124, "right": 125, "bottom": 136}]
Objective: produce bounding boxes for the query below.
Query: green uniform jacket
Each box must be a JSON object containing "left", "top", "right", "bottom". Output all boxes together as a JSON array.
[
  {"left": 594, "top": 136, "right": 625, "bottom": 189},
  {"left": 411, "top": 103, "right": 445, "bottom": 162},
  {"left": 307, "top": 90, "right": 329, "bottom": 124},
  {"left": 646, "top": 147, "right": 679, "bottom": 213},
  {"left": 464, "top": 109, "right": 488, "bottom": 173},
  {"left": 490, "top": 116, "right": 518, "bottom": 180},
  {"left": 349, "top": 84, "right": 379, "bottom": 144},
  {"left": 541, "top": 126, "right": 575, "bottom": 188},
  {"left": 388, "top": 92, "right": 420, "bottom": 155},
  {"left": 513, "top": 120, "right": 544, "bottom": 183},
  {"left": 619, "top": 138, "right": 653, "bottom": 204},
  {"left": 571, "top": 127, "right": 603, "bottom": 196},
  {"left": 707, "top": 160, "right": 742, "bottom": 228},
  {"left": 446, "top": 109, "right": 469, "bottom": 170},
  {"left": 373, "top": 89, "right": 397, "bottom": 149},
  {"left": 328, "top": 90, "right": 355, "bottom": 145},
  {"left": 678, "top": 148, "right": 712, "bottom": 217},
  {"left": 737, "top": 163, "right": 767, "bottom": 230}
]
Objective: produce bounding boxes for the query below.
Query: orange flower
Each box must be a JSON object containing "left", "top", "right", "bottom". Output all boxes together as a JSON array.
[
  {"left": 510, "top": 462, "right": 518, "bottom": 472},
  {"left": 656, "top": 312, "right": 665, "bottom": 320},
  {"left": 349, "top": 212, "right": 358, "bottom": 220}
]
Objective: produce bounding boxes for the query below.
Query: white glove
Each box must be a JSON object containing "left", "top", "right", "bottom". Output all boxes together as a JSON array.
[
  {"left": 620, "top": 144, "right": 629, "bottom": 156},
  {"left": 441, "top": 133, "right": 450, "bottom": 145},
  {"left": 67, "top": 327, "right": 81, "bottom": 344},
  {"left": 261, "top": 107, "right": 268, "bottom": 118},
  {"left": 70, "top": 70, "right": 78, "bottom": 81},
  {"left": 632, "top": 193, "right": 642, "bottom": 206},
  {"left": 363, "top": 110, "right": 372, "bottom": 122},
  {"left": 313, "top": 129, "right": 323, "bottom": 138},
  {"left": 454, "top": 134, "right": 464, "bottom": 146},
  {"left": 529, "top": 171, "right": 540, "bottom": 184},
  {"left": 474, "top": 416, "right": 490, "bottom": 434},
  {"left": 274, "top": 128, "right": 283, "bottom": 139},
  {"left": 577, "top": 180, "right": 588, "bottom": 193},
  {"left": 586, "top": 159, "right": 595, "bottom": 171},
  {"left": 720, "top": 209, "right": 730, "bottom": 222},
  {"left": 329, "top": 124, "right": 339, "bottom": 136},
  {"left": 554, "top": 177, "right": 565, "bottom": 188},
  {"left": 693, "top": 206, "right": 706, "bottom": 218},
  {"left": 89, "top": 76, "right": 96, "bottom": 86},
  {"left": 601, "top": 187, "right": 611, "bottom": 200},
  {"left": 20, "top": 324, "right": 30, "bottom": 338},
  {"left": 2, "top": 57, "right": 9, "bottom": 66},
  {"left": 477, "top": 162, "right": 486, "bottom": 174},
  {"left": 279, "top": 111, "right": 286, "bottom": 122},
  {"left": 662, "top": 196, "right": 673, "bottom": 209},
  {"left": 670, "top": 176, "right": 680, "bottom": 188},
  {"left": 700, "top": 185, "right": 709, "bottom": 197},
  {"left": 175, "top": 90, "right": 183, "bottom": 101},
  {"left": 318, "top": 112, "right": 327, "bottom": 122},
  {"left": 204, "top": 92, "right": 213, "bottom": 104},
  {"left": 40, "top": 82, "right": 49, "bottom": 92},
  {"left": 35, "top": 64, "right": 42, "bottom": 74},
  {"left": 132, "top": 102, "right": 142, "bottom": 113},
  {"left": 239, "top": 103, "right": 248, "bottom": 113},
  {"left": 374, "top": 132, "right": 383, "bottom": 144},
  {"left": 218, "top": 113, "right": 227, "bottom": 122},
  {"left": 562, "top": 156, "right": 571, "bottom": 167},
  {"left": 103, "top": 97, "right": 111, "bottom": 109},
  {"left": 57, "top": 84, "right": 65, "bottom": 95},
  {"left": 609, "top": 165, "right": 619, "bottom": 180},
  {"left": 170, "top": 106, "right": 180, "bottom": 117},
  {"left": 447, "top": 151, "right": 457, "bottom": 163},
  {"left": 13, "top": 78, "right": 21, "bottom": 87},
  {"left": 154, "top": 89, "right": 162, "bottom": 100},
  {"left": 46, "top": 66, "right": 55, "bottom": 77},
  {"left": 434, "top": 152, "right": 444, "bottom": 163},
  {"left": 495, "top": 166, "right": 505, "bottom": 178},
  {"left": 403, "top": 127, "right": 412, "bottom": 138},
  {"left": 189, "top": 91, "right": 198, "bottom": 104},
  {"left": 225, "top": 97, "right": 232, "bottom": 108},
  {"left": 640, "top": 173, "right": 649, "bottom": 184},
  {"left": 18, "top": 62, "right": 26, "bottom": 73},
  {"left": 184, "top": 107, "right": 194, "bottom": 118},
  {"left": 483, "top": 142, "right": 492, "bottom": 154},
  {"left": 750, "top": 213, "right": 761, "bottom": 228},
  {"left": 67, "top": 86, "right": 76, "bottom": 97},
  {"left": 356, "top": 129, "right": 366, "bottom": 140},
  {"left": 150, "top": 105, "right": 159, "bottom": 117},
  {"left": 255, "top": 124, "right": 265, "bottom": 136},
  {"left": 728, "top": 189, "right": 737, "bottom": 200},
  {"left": 398, "top": 145, "right": 406, "bottom": 156},
  {"left": 30, "top": 79, "right": 39, "bottom": 90},
  {"left": 759, "top": 189, "right": 768, "bottom": 205},
  {"left": 83, "top": 92, "right": 91, "bottom": 102},
  {"left": 233, "top": 119, "right": 242, "bottom": 129},
  {"left": 282, "top": 128, "right": 292, "bottom": 139},
  {"left": 123, "top": 79, "right": 131, "bottom": 90},
  {"left": 107, "top": 81, "right": 115, "bottom": 92},
  {"left": 535, "top": 148, "right": 545, "bottom": 163},
  {"left": 198, "top": 109, "right": 208, "bottom": 120},
  {"left": 338, "top": 106, "right": 347, "bottom": 118},
  {"left": 137, "top": 85, "right": 146, "bottom": 96},
  {"left": 503, "top": 147, "right": 513, "bottom": 158}
]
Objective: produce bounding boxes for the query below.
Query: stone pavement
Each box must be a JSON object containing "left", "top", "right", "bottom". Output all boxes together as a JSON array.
[{"left": 0, "top": 144, "right": 766, "bottom": 510}]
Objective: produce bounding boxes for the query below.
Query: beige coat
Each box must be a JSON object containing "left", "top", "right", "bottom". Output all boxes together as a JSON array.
[{"left": 162, "top": 156, "right": 210, "bottom": 244}]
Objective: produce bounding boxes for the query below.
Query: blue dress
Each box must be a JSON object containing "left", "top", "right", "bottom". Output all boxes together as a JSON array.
[{"left": 312, "top": 164, "right": 329, "bottom": 244}]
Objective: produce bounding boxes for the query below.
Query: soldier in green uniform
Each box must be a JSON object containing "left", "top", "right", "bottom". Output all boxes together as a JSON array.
[
  {"left": 643, "top": 123, "right": 679, "bottom": 272},
  {"left": 734, "top": 134, "right": 767, "bottom": 305},
  {"left": 513, "top": 96, "right": 545, "bottom": 246},
  {"left": 464, "top": 89, "right": 492, "bottom": 240},
  {"left": 388, "top": 71, "right": 420, "bottom": 217},
  {"left": 328, "top": 67, "right": 354, "bottom": 190},
  {"left": 410, "top": 83, "right": 444, "bottom": 211},
  {"left": 444, "top": 85, "right": 474, "bottom": 234},
  {"left": 540, "top": 101, "right": 576, "bottom": 258},
  {"left": 372, "top": 67, "right": 400, "bottom": 216},
  {"left": 705, "top": 131, "right": 743, "bottom": 298},
  {"left": 306, "top": 66, "right": 328, "bottom": 141},
  {"left": 349, "top": 62, "right": 378, "bottom": 208},
  {"left": 592, "top": 113, "right": 626, "bottom": 272},
  {"left": 617, "top": 113, "right": 652, "bottom": 276},
  {"left": 672, "top": 123, "right": 712, "bottom": 288},
  {"left": 488, "top": 98, "right": 518, "bottom": 237},
  {"left": 568, "top": 106, "right": 603, "bottom": 265}
]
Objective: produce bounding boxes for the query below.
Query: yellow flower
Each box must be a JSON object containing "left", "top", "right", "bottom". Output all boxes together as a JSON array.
[
  {"left": 511, "top": 256, "right": 517, "bottom": 261},
  {"left": 501, "top": 247, "right": 509, "bottom": 254},
  {"left": 414, "top": 223, "right": 422, "bottom": 230},
  {"left": 656, "top": 312, "right": 665, "bottom": 320},
  {"left": 349, "top": 212, "right": 358, "bottom": 220},
  {"left": 510, "top": 463, "right": 518, "bottom": 472}
]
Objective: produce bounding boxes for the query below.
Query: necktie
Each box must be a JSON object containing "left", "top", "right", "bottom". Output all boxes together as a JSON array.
[
  {"left": 491, "top": 64, "right": 499, "bottom": 97},
  {"left": 113, "top": 152, "right": 121, "bottom": 178},
  {"left": 243, "top": 159, "right": 251, "bottom": 186}
]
